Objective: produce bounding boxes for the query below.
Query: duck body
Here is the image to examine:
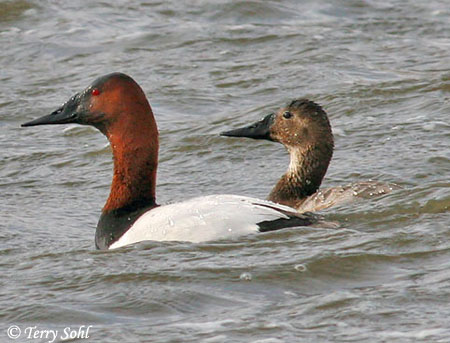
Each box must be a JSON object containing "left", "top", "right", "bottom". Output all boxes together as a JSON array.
[
  {"left": 105, "top": 194, "right": 311, "bottom": 249},
  {"left": 221, "top": 99, "right": 398, "bottom": 212},
  {"left": 294, "top": 181, "right": 399, "bottom": 212},
  {"left": 22, "top": 72, "right": 312, "bottom": 250}
]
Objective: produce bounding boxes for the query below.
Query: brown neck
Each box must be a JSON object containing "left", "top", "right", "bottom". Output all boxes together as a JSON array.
[
  {"left": 102, "top": 109, "right": 159, "bottom": 213},
  {"left": 268, "top": 145, "right": 332, "bottom": 207}
]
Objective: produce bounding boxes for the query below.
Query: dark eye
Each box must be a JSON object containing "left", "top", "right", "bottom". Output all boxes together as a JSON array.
[{"left": 283, "top": 111, "right": 292, "bottom": 119}]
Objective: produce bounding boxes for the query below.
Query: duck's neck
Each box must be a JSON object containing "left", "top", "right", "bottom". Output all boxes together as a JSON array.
[
  {"left": 95, "top": 124, "right": 159, "bottom": 250},
  {"left": 268, "top": 145, "right": 332, "bottom": 207},
  {"left": 103, "top": 116, "right": 159, "bottom": 214}
]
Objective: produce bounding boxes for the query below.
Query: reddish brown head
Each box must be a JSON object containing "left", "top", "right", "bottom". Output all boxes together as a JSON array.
[{"left": 22, "top": 73, "right": 159, "bottom": 212}]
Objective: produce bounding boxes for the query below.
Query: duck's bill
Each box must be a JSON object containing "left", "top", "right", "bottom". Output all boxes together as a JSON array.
[
  {"left": 220, "top": 113, "right": 274, "bottom": 141},
  {"left": 21, "top": 93, "right": 81, "bottom": 127}
]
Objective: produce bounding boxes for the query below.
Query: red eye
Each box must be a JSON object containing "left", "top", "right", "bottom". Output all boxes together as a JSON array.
[{"left": 91, "top": 88, "right": 100, "bottom": 96}]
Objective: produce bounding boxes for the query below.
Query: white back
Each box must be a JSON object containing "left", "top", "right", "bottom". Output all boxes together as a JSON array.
[{"left": 109, "top": 194, "right": 297, "bottom": 249}]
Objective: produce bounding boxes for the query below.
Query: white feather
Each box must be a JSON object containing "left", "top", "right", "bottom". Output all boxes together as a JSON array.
[{"left": 109, "top": 194, "right": 297, "bottom": 249}]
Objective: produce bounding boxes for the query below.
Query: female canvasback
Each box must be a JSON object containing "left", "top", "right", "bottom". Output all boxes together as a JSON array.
[
  {"left": 22, "top": 73, "right": 313, "bottom": 250},
  {"left": 221, "top": 99, "right": 398, "bottom": 212}
]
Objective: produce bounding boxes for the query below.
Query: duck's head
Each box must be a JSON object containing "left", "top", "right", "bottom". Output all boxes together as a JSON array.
[
  {"left": 22, "top": 72, "right": 156, "bottom": 138},
  {"left": 222, "top": 99, "right": 334, "bottom": 203},
  {"left": 22, "top": 73, "right": 159, "bottom": 213},
  {"left": 221, "top": 99, "right": 333, "bottom": 151}
]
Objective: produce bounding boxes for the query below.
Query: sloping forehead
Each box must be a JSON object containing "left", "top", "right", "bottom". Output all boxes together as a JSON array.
[
  {"left": 288, "top": 99, "right": 321, "bottom": 112},
  {"left": 90, "top": 72, "right": 135, "bottom": 90},
  {"left": 287, "top": 99, "right": 328, "bottom": 121}
]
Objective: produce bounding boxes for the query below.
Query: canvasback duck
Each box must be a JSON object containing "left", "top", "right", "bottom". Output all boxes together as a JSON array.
[
  {"left": 221, "top": 99, "right": 398, "bottom": 212},
  {"left": 22, "top": 73, "right": 314, "bottom": 250}
]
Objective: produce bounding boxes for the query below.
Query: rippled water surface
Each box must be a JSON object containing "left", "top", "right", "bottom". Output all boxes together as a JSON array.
[{"left": 1, "top": 0, "right": 449, "bottom": 342}]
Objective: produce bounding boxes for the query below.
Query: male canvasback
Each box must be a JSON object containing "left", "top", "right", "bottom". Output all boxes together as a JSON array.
[
  {"left": 221, "top": 99, "right": 398, "bottom": 212},
  {"left": 22, "top": 73, "right": 314, "bottom": 250}
]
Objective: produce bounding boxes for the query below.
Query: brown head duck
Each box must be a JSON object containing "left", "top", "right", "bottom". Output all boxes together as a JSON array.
[
  {"left": 22, "top": 73, "right": 319, "bottom": 249},
  {"left": 221, "top": 99, "right": 398, "bottom": 212}
]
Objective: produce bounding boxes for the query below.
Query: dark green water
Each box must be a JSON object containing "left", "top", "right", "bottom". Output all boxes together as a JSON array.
[{"left": 1, "top": 0, "right": 449, "bottom": 342}]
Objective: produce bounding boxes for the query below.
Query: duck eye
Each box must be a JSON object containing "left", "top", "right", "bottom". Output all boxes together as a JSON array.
[
  {"left": 91, "top": 88, "right": 100, "bottom": 96},
  {"left": 283, "top": 111, "right": 292, "bottom": 119}
]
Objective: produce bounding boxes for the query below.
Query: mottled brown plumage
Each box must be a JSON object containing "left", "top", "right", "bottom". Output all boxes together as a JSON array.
[
  {"left": 266, "top": 100, "right": 333, "bottom": 208},
  {"left": 222, "top": 99, "right": 398, "bottom": 212}
]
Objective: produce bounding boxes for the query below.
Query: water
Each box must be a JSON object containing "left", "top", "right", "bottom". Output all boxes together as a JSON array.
[{"left": 1, "top": 0, "right": 449, "bottom": 342}]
